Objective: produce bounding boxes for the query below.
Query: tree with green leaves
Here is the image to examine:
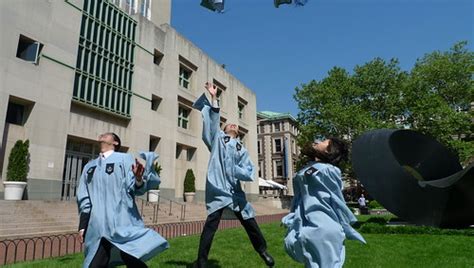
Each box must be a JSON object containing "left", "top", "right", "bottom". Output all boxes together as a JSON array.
[
  {"left": 404, "top": 41, "right": 474, "bottom": 164},
  {"left": 294, "top": 41, "right": 473, "bottom": 173},
  {"left": 6, "top": 140, "right": 30, "bottom": 182}
]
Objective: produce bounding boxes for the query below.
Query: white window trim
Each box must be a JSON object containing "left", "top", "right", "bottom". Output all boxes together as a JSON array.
[
  {"left": 179, "top": 65, "right": 192, "bottom": 89},
  {"left": 178, "top": 106, "right": 190, "bottom": 129},
  {"left": 141, "top": 0, "right": 152, "bottom": 20},
  {"left": 238, "top": 103, "right": 245, "bottom": 119},
  {"left": 274, "top": 159, "right": 284, "bottom": 178},
  {"left": 273, "top": 138, "right": 282, "bottom": 153}
]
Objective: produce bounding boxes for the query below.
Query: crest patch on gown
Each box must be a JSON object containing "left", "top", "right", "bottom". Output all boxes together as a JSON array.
[
  {"left": 305, "top": 167, "right": 318, "bottom": 176},
  {"left": 105, "top": 163, "right": 114, "bottom": 175},
  {"left": 236, "top": 143, "right": 242, "bottom": 151},
  {"left": 224, "top": 136, "right": 230, "bottom": 143}
]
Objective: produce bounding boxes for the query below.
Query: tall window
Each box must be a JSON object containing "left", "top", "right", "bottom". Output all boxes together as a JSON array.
[
  {"left": 275, "top": 160, "right": 283, "bottom": 177},
  {"left": 140, "top": 0, "right": 151, "bottom": 20},
  {"left": 258, "top": 161, "right": 263, "bottom": 178},
  {"left": 257, "top": 140, "right": 261, "bottom": 154},
  {"left": 179, "top": 65, "right": 192, "bottom": 89},
  {"left": 274, "top": 138, "right": 282, "bottom": 153},
  {"left": 237, "top": 97, "right": 247, "bottom": 120},
  {"left": 274, "top": 122, "right": 281, "bottom": 132},
  {"left": 73, "top": 0, "right": 136, "bottom": 118},
  {"left": 238, "top": 103, "right": 244, "bottom": 119},
  {"left": 178, "top": 106, "right": 190, "bottom": 129},
  {"left": 124, "top": 0, "right": 138, "bottom": 14}
]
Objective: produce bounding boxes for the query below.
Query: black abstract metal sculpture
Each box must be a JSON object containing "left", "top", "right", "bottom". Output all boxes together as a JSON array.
[{"left": 352, "top": 129, "right": 474, "bottom": 228}]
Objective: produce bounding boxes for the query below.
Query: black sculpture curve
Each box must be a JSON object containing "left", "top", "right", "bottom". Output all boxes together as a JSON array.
[{"left": 352, "top": 129, "right": 474, "bottom": 228}]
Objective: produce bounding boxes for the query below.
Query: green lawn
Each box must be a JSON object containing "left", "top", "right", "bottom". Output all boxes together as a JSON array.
[{"left": 5, "top": 221, "right": 474, "bottom": 268}]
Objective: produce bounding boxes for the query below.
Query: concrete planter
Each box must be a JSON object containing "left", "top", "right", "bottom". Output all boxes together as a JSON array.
[
  {"left": 148, "top": 189, "right": 160, "bottom": 203},
  {"left": 3, "top": 181, "right": 27, "bottom": 200},
  {"left": 184, "top": 192, "right": 195, "bottom": 202}
]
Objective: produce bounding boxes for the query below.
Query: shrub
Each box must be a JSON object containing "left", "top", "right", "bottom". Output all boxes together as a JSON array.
[
  {"left": 368, "top": 200, "right": 384, "bottom": 209},
  {"left": 358, "top": 223, "right": 474, "bottom": 236},
  {"left": 6, "top": 140, "right": 30, "bottom": 182},
  {"left": 153, "top": 162, "right": 162, "bottom": 176},
  {"left": 152, "top": 162, "right": 162, "bottom": 190},
  {"left": 184, "top": 169, "right": 196, "bottom": 193}
]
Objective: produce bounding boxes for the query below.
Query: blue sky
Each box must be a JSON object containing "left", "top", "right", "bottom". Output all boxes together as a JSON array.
[{"left": 171, "top": 0, "right": 473, "bottom": 116}]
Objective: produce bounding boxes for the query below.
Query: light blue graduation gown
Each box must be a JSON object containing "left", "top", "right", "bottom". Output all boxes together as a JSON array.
[
  {"left": 77, "top": 151, "right": 169, "bottom": 267},
  {"left": 282, "top": 162, "right": 366, "bottom": 268},
  {"left": 193, "top": 94, "right": 256, "bottom": 220}
]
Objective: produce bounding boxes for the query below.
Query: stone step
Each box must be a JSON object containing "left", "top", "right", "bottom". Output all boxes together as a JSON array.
[
  {"left": 0, "top": 230, "right": 77, "bottom": 240},
  {"left": 0, "top": 226, "right": 77, "bottom": 238},
  {"left": 0, "top": 215, "right": 78, "bottom": 223},
  {"left": 0, "top": 221, "right": 78, "bottom": 229},
  {"left": 0, "top": 202, "right": 75, "bottom": 206},
  {"left": 0, "top": 200, "right": 285, "bottom": 240}
]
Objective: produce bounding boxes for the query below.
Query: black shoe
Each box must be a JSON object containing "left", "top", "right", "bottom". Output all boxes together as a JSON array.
[
  {"left": 194, "top": 260, "right": 206, "bottom": 268},
  {"left": 259, "top": 251, "right": 275, "bottom": 267}
]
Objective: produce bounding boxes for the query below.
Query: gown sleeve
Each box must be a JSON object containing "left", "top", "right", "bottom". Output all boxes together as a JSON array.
[
  {"left": 194, "top": 94, "right": 221, "bottom": 151},
  {"left": 234, "top": 149, "right": 255, "bottom": 182},
  {"left": 124, "top": 152, "right": 161, "bottom": 196},
  {"left": 77, "top": 164, "right": 92, "bottom": 231}
]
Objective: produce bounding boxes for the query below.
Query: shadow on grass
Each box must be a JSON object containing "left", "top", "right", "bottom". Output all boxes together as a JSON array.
[
  {"left": 165, "top": 259, "right": 221, "bottom": 268},
  {"left": 57, "top": 255, "right": 78, "bottom": 263}
]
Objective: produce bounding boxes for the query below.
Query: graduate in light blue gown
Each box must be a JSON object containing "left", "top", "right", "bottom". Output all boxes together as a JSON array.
[
  {"left": 282, "top": 138, "right": 366, "bottom": 268},
  {"left": 192, "top": 82, "right": 275, "bottom": 268},
  {"left": 77, "top": 133, "right": 168, "bottom": 268}
]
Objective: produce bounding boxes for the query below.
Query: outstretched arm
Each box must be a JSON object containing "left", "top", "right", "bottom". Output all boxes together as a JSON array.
[
  {"left": 206, "top": 82, "right": 218, "bottom": 104},
  {"left": 125, "top": 152, "right": 161, "bottom": 196},
  {"left": 123, "top": 154, "right": 148, "bottom": 196},
  {"left": 196, "top": 82, "right": 221, "bottom": 151}
]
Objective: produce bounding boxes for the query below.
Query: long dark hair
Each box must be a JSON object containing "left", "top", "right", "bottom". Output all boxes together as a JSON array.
[
  {"left": 326, "top": 137, "right": 349, "bottom": 166},
  {"left": 300, "top": 137, "right": 348, "bottom": 167}
]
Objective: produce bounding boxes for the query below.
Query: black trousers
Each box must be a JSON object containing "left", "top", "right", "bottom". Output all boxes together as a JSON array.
[
  {"left": 89, "top": 238, "right": 148, "bottom": 268},
  {"left": 197, "top": 208, "right": 267, "bottom": 267}
]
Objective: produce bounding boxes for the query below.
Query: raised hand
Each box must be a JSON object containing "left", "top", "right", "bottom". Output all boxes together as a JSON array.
[
  {"left": 78, "top": 229, "right": 85, "bottom": 243},
  {"left": 132, "top": 159, "right": 144, "bottom": 183},
  {"left": 205, "top": 82, "right": 218, "bottom": 97}
]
